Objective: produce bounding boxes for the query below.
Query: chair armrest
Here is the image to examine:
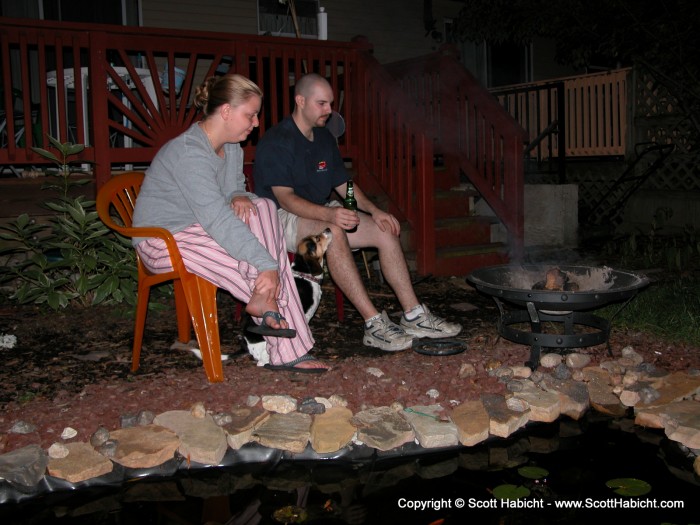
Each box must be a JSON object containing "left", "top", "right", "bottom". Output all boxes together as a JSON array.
[{"left": 106, "top": 222, "right": 187, "bottom": 272}]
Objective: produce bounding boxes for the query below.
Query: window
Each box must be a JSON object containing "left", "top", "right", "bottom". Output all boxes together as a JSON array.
[
  {"left": 487, "top": 41, "right": 532, "bottom": 88},
  {"left": 258, "top": 0, "right": 320, "bottom": 38}
]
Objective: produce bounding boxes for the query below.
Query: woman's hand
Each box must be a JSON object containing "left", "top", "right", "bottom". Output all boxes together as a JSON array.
[
  {"left": 253, "top": 269, "right": 281, "bottom": 303},
  {"left": 246, "top": 270, "right": 284, "bottom": 323},
  {"left": 231, "top": 196, "right": 257, "bottom": 224}
]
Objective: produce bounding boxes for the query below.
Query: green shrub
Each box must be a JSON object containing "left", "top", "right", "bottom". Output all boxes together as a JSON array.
[
  {"left": 0, "top": 136, "right": 138, "bottom": 309},
  {"left": 0, "top": 200, "right": 138, "bottom": 310}
]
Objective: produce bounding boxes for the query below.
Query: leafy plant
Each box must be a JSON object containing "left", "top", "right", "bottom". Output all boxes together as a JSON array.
[
  {"left": 31, "top": 134, "right": 92, "bottom": 198},
  {"left": 0, "top": 203, "right": 137, "bottom": 310},
  {"left": 0, "top": 136, "right": 137, "bottom": 309}
]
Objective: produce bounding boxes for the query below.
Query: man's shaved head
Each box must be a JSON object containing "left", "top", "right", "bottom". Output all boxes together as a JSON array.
[{"left": 294, "top": 73, "right": 330, "bottom": 98}]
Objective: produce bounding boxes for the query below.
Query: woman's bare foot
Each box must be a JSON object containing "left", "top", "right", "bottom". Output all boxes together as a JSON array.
[
  {"left": 246, "top": 292, "right": 289, "bottom": 331},
  {"left": 293, "top": 356, "right": 331, "bottom": 371},
  {"left": 264, "top": 353, "right": 331, "bottom": 373}
]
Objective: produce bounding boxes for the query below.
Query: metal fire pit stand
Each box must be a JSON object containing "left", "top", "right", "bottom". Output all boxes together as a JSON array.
[
  {"left": 493, "top": 298, "right": 633, "bottom": 369},
  {"left": 468, "top": 264, "right": 649, "bottom": 370}
]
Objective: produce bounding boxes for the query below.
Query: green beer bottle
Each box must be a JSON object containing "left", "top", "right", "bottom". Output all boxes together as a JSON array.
[{"left": 343, "top": 180, "right": 358, "bottom": 233}]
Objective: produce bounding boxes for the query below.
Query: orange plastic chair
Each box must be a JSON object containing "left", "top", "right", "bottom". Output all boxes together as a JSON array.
[{"left": 96, "top": 171, "right": 225, "bottom": 383}]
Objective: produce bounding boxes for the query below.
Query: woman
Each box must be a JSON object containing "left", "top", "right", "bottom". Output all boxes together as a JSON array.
[{"left": 132, "top": 73, "right": 328, "bottom": 373}]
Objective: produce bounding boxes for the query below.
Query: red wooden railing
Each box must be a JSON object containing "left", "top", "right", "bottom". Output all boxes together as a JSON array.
[
  {"left": 0, "top": 17, "right": 368, "bottom": 185},
  {"left": 352, "top": 53, "right": 436, "bottom": 273},
  {"left": 1, "top": 18, "right": 524, "bottom": 274},
  {"left": 386, "top": 48, "right": 529, "bottom": 257}
]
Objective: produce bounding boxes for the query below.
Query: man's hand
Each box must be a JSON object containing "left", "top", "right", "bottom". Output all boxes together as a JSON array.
[
  {"left": 231, "top": 196, "right": 257, "bottom": 224},
  {"left": 328, "top": 206, "right": 360, "bottom": 232},
  {"left": 370, "top": 209, "right": 400, "bottom": 236}
]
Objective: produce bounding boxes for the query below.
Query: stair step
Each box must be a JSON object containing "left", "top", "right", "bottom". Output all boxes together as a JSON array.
[
  {"left": 433, "top": 165, "right": 460, "bottom": 191},
  {"left": 433, "top": 244, "right": 509, "bottom": 277},
  {"left": 434, "top": 189, "right": 478, "bottom": 219},
  {"left": 402, "top": 216, "right": 497, "bottom": 249},
  {"left": 434, "top": 216, "right": 497, "bottom": 247},
  {"left": 358, "top": 172, "right": 509, "bottom": 277}
]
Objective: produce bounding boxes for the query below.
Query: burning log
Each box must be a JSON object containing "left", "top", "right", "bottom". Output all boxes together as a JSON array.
[{"left": 532, "top": 267, "right": 580, "bottom": 291}]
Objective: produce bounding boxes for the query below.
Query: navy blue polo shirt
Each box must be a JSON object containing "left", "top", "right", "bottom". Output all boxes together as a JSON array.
[{"left": 254, "top": 116, "right": 348, "bottom": 207}]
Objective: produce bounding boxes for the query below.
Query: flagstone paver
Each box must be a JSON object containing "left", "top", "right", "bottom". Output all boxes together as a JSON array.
[
  {"left": 512, "top": 380, "right": 561, "bottom": 422},
  {"left": 109, "top": 424, "right": 181, "bottom": 469},
  {"left": 481, "top": 393, "right": 530, "bottom": 438},
  {"left": 223, "top": 406, "right": 271, "bottom": 450},
  {"left": 586, "top": 378, "right": 627, "bottom": 416},
  {"left": 310, "top": 406, "right": 356, "bottom": 453},
  {"left": 252, "top": 412, "right": 312, "bottom": 453},
  {"left": 635, "top": 399, "right": 700, "bottom": 449},
  {"left": 402, "top": 405, "right": 459, "bottom": 448},
  {"left": 0, "top": 444, "right": 49, "bottom": 488},
  {"left": 153, "top": 411, "right": 228, "bottom": 466},
  {"left": 451, "top": 399, "right": 490, "bottom": 446},
  {"left": 351, "top": 406, "right": 415, "bottom": 451},
  {"left": 636, "top": 372, "right": 700, "bottom": 409},
  {"left": 540, "top": 376, "right": 590, "bottom": 420},
  {"left": 46, "top": 442, "right": 113, "bottom": 483}
]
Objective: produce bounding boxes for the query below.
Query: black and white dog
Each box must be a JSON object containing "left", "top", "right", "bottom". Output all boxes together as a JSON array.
[{"left": 245, "top": 228, "right": 333, "bottom": 366}]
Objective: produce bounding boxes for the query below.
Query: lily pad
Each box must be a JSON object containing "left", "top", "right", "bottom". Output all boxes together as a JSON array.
[
  {"left": 518, "top": 466, "right": 549, "bottom": 480},
  {"left": 492, "top": 484, "right": 530, "bottom": 500},
  {"left": 272, "top": 505, "right": 308, "bottom": 523},
  {"left": 605, "top": 478, "right": 651, "bottom": 496}
]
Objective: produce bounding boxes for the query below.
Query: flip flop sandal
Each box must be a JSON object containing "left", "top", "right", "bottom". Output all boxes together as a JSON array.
[
  {"left": 263, "top": 354, "right": 329, "bottom": 374},
  {"left": 247, "top": 311, "right": 297, "bottom": 338}
]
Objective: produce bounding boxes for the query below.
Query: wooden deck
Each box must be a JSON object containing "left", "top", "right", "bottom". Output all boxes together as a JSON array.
[{"left": 0, "top": 176, "right": 95, "bottom": 225}]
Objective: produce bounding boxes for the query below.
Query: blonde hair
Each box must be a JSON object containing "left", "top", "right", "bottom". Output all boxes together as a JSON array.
[{"left": 194, "top": 73, "right": 262, "bottom": 117}]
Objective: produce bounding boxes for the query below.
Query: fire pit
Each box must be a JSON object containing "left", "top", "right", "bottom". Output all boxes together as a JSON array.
[{"left": 467, "top": 264, "right": 649, "bottom": 368}]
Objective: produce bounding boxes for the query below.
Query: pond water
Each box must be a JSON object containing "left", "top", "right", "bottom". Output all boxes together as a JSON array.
[{"left": 1, "top": 413, "right": 698, "bottom": 525}]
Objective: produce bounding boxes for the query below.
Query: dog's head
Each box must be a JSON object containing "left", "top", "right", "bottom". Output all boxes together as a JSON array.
[{"left": 295, "top": 228, "right": 333, "bottom": 276}]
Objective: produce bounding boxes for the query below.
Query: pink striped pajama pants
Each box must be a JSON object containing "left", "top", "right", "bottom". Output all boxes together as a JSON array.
[{"left": 135, "top": 197, "right": 314, "bottom": 365}]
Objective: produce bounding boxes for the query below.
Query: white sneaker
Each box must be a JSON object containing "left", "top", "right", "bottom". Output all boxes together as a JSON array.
[
  {"left": 400, "top": 304, "right": 462, "bottom": 338},
  {"left": 363, "top": 311, "right": 414, "bottom": 351}
]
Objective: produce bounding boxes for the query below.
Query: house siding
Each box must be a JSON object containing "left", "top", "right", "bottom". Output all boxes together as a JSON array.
[
  {"left": 142, "top": 0, "right": 257, "bottom": 34},
  {"left": 141, "top": 0, "right": 463, "bottom": 64}
]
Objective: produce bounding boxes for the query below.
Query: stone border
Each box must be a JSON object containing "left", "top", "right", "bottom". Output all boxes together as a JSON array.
[{"left": 1, "top": 348, "right": 699, "bottom": 502}]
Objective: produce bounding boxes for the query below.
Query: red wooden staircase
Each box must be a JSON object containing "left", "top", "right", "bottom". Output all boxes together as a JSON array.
[
  {"left": 355, "top": 46, "right": 528, "bottom": 276},
  {"left": 393, "top": 169, "right": 509, "bottom": 277}
]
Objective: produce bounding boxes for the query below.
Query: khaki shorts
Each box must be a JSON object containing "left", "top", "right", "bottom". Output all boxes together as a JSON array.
[{"left": 278, "top": 201, "right": 341, "bottom": 251}]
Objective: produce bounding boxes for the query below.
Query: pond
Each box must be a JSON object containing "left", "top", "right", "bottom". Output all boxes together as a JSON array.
[{"left": 0, "top": 412, "right": 697, "bottom": 524}]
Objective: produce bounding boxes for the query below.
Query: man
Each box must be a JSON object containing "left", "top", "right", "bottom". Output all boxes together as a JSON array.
[{"left": 254, "top": 73, "right": 461, "bottom": 351}]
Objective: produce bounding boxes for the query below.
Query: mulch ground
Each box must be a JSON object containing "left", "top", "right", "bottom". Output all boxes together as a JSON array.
[{"left": 1, "top": 255, "right": 699, "bottom": 455}]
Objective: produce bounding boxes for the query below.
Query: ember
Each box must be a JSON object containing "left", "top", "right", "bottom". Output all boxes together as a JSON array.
[
  {"left": 506, "top": 265, "right": 618, "bottom": 293},
  {"left": 532, "top": 267, "right": 579, "bottom": 291}
]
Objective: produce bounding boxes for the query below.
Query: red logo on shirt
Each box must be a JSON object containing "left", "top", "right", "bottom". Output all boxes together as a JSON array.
[{"left": 317, "top": 161, "right": 327, "bottom": 170}]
